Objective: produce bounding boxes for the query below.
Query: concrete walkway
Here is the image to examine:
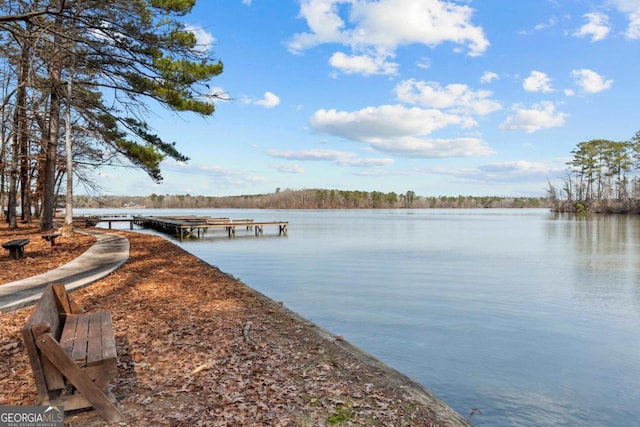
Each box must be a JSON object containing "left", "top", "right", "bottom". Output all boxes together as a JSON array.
[{"left": 0, "top": 230, "right": 129, "bottom": 313}]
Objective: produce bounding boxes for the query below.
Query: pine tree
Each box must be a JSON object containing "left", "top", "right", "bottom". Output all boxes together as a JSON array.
[{"left": 0, "top": 0, "right": 224, "bottom": 229}]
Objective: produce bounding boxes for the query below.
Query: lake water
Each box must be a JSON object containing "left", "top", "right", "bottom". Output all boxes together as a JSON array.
[{"left": 87, "top": 208, "right": 640, "bottom": 426}]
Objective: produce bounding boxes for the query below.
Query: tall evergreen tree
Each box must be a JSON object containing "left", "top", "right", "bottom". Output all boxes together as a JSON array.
[{"left": 0, "top": 0, "right": 223, "bottom": 229}]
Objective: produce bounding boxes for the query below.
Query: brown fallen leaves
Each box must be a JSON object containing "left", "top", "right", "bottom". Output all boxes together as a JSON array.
[
  {"left": 0, "top": 224, "right": 466, "bottom": 426},
  {"left": 0, "top": 224, "right": 95, "bottom": 283}
]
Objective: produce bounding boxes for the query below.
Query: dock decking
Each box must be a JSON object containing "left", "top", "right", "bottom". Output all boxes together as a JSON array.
[
  {"left": 74, "top": 214, "right": 288, "bottom": 240},
  {"left": 134, "top": 216, "right": 288, "bottom": 239}
]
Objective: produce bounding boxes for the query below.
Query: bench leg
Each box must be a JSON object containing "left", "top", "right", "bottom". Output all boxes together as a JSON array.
[
  {"left": 35, "top": 333, "right": 124, "bottom": 423},
  {"left": 9, "top": 248, "right": 24, "bottom": 259}
]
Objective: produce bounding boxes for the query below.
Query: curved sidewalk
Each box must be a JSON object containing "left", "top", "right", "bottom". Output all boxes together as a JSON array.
[{"left": 0, "top": 230, "right": 129, "bottom": 313}]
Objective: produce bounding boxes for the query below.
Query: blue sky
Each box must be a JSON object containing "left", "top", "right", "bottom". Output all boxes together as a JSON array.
[{"left": 90, "top": 0, "right": 640, "bottom": 198}]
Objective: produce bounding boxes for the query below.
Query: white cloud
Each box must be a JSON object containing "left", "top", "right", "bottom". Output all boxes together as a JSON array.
[
  {"left": 308, "top": 104, "right": 493, "bottom": 158},
  {"left": 478, "top": 161, "right": 557, "bottom": 178},
  {"left": 242, "top": 0, "right": 252, "bottom": 5},
  {"left": 185, "top": 25, "right": 216, "bottom": 54},
  {"left": 573, "top": 12, "right": 610, "bottom": 42},
  {"left": 394, "top": 79, "right": 502, "bottom": 115},
  {"left": 534, "top": 17, "right": 558, "bottom": 32},
  {"left": 287, "top": 0, "right": 489, "bottom": 75},
  {"left": 523, "top": 71, "right": 554, "bottom": 93},
  {"left": 329, "top": 51, "right": 398, "bottom": 75},
  {"left": 346, "top": 157, "right": 395, "bottom": 167},
  {"left": 499, "top": 101, "right": 567, "bottom": 133},
  {"left": 208, "top": 86, "right": 230, "bottom": 100},
  {"left": 265, "top": 148, "right": 394, "bottom": 167},
  {"left": 287, "top": 0, "right": 349, "bottom": 51},
  {"left": 610, "top": 0, "right": 640, "bottom": 39},
  {"left": 266, "top": 148, "right": 354, "bottom": 162},
  {"left": 519, "top": 17, "right": 559, "bottom": 35},
  {"left": 348, "top": 0, "right": 489, "bottom": 55},
  {"left": 162, "top": 159, "right": 267, "bottom": 186},
  {"left": 416, "top": 57, "right": 431, "bottom": 70},
  {"left": 363, "top": 137, "right": 494, "bottom": 158},
  {"left": 310, "top": 104, "right": 467, "bottom": 140},
  {"left": 629, "top": 14, "right": 640, "bottom": 39},
  {"left": 272, "top": 163, "right": 305, "bottom": 174},
  {"left": 428, "top": 160, "right": 565, "bottom": 183},
  {"left": 571, "top": 69, "right": 613, "bottom": 93},
  {"left": 253, "top": 92, "right": 281, "bottom": 108},
  {"left": 480, "top": 71, "right": 499, "bottom": 84}
]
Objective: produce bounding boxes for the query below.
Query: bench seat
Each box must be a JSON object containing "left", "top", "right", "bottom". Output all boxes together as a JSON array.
[
  {"left": 2, "top": 238, "right": 29, "bottom": 259},
  {"left": 59, "top": 311, "right": 118, "bottom": 389},
  {"left": 41, "top": 233, "right": 61, "bottom": 246}
]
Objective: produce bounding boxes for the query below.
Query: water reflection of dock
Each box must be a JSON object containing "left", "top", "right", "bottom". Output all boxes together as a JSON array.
[{"left": 77, "top": 215, "right": 288, "bottom": 240}]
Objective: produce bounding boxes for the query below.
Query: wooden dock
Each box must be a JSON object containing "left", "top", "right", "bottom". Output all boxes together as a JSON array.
[
  {"left": 133, "top": 215, "right": 288, "bottom": 240},
  {"left": 70, "top": 214, "right": 288, "bottom": 240},
  {"left": 71, "top": 214, "right": 137, "bottom": 229}
]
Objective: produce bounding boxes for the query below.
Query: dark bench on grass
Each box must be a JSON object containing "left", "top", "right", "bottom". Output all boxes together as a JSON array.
[
  {"left": 21, "top": 284, "right": 124, "bottom": 423},
  {"left": 2, "top": 238, "right": 29, "bottom": 259},
  {"left": 41, "top": 233, "right": 61, "bottom": 246}
]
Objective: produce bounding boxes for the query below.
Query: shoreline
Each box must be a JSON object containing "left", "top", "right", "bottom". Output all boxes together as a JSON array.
[
  {"left": 1, "top": 227, "right": 471, "bottom": 426},
  {"left": 229, "top": 274, "right": 471, "bottom": 426}
]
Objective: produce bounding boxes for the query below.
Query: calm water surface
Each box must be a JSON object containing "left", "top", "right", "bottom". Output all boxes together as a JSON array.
[{"left": 90, "top": 208, "right": 640, "bottom": 426}]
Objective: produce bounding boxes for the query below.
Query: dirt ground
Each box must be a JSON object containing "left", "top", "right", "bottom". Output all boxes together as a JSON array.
[{"left": 0, "top": 223, "right": 470, "bottom": 426}]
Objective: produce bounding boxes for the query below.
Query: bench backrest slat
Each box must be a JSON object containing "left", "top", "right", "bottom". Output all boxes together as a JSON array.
[
  {"left": 21, "top": 284, "right": 74, "bottom": 394},
  {"left": 53, "top": 284, "right": 73, "bottom": 314}
]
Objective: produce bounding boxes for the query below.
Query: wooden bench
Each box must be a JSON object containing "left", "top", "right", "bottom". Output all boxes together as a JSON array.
[
  {"left": 41, "top": 233, "right": 61, "bottom": 246},
  {"left": 2, "top": 238, "right": 30, "bottom": 259},
  {"left": 21, "top": 284, "right": 124, "bottom": 423}
]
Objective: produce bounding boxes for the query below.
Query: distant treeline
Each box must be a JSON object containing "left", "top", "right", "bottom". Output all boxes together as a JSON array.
[{"left": 74, "top": 189, "right": 550, "bottom": 210}]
